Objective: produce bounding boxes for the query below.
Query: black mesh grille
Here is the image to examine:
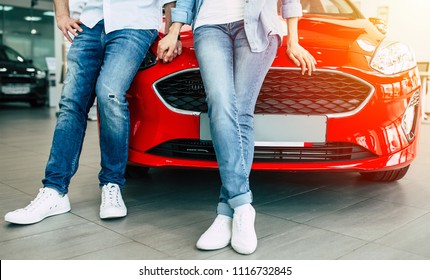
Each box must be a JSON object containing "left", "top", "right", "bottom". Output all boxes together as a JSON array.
[
  {"left": 0, "top": 76, "right": 33, "bottom": 84},
  {"left": 147, "top": 140, "right": 377, "bottom": 163},
  {"left": 154, "top": 69, "right": 373, "bottom": 115}
]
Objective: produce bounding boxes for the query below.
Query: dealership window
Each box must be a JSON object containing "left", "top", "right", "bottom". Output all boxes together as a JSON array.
[{"left": 0, "top": 4, "right": 54, "bottom": 71}]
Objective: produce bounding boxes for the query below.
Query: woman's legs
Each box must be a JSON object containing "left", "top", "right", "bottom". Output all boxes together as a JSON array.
[
  {"left": 194, "top": 21, "right": 278, "bottom": 254},
  {"left": 194, "top": 23, "right": 250, "bottom": 218}
]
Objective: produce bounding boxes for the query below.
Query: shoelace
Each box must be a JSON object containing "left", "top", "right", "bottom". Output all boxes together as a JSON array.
[
  {"left": 103, "top": 185, "right": 121, "bottom": 207},
  {"left": 234, "top": 209, "right": 253, "bottom": 233},
  {"left": 23, "top": 188, "right": 50, "bottom": 211},
  {"left": 211, "top": 217, "right": 231, "bottom": 232}
]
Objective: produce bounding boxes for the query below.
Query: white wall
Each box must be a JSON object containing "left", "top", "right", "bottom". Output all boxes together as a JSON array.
[{"left": 358, "top": 0, "right": 430, "bottom": 62}]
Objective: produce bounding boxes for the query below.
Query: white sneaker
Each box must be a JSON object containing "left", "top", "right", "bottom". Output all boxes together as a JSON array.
[
  {"left": 231, "top": 204, "right": 257, "bottom": 254},
  {"left": 100, "top": 183, "right": 127, "bottom": 219},
  {"left": 4, "top": 188, "right": 71, "bottom": 225},
  {"left": 196, "top": 215, "right": 232, "bottom": 250}
]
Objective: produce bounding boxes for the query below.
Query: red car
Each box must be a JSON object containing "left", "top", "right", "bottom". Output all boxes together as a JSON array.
[{"left": 126, "top": 0, "right": 421, "bottom": 182}]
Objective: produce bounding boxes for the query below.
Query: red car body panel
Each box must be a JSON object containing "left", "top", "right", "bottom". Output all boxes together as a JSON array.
[{"left": 126, "top": 12, "right": 421, "bottom": 176}]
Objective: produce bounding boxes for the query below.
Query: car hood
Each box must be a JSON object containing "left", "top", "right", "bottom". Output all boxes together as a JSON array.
[{"left": 297, "top": 15, "right": 384, "bottom": 55}]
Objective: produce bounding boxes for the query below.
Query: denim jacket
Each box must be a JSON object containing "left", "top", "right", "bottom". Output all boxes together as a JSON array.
[{"left": 171, "top": 0, "right": 303, "bottom": 52}]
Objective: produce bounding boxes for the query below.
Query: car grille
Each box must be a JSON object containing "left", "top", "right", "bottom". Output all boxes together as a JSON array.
[
  {"left": 154, "top": 69, "right": 373, "bottom": 115},
  {"left": 0, "top": 76, "right": 34, "bottom": 84},
  {"left": 147, "top": 140, "right": 377, "bottom": 162}
]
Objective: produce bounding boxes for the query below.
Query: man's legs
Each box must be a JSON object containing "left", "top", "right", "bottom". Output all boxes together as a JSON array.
[
  {"left": 43, "top": 22, "right": 105, "bottom": 194},
  {"left": 4, "top": 23, "right": 157, "bottom": 224},
  {"left": 4, "top": 22, "right": 105, "bottom": 224},
  {"left": 96, "top": 28, "right": 157, "bottom": 218}
]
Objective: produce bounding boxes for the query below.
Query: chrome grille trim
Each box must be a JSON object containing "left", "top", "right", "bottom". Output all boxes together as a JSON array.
[{"left": 152, "top": 68, "right": 375, "bottom": 118}]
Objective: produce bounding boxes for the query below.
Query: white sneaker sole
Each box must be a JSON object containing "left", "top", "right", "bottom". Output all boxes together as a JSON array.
[
  {"left": 100, "top": 209, "right": 127, "bottom": 219},
  {"left": 5, "top": 206, "right": 71, "bottom": 225}
]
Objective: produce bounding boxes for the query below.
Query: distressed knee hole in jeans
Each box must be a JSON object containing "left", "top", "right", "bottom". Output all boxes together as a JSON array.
[{"left": 108, "top": 93, "right": 120, "bottom": 104}]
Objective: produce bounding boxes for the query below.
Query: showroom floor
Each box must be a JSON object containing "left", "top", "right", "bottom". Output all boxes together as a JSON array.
[{"left": 1, "top": 103, "right": 430, "bottom": 260}]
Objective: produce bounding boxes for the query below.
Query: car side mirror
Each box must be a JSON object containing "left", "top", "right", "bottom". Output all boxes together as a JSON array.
[{"left": 368, "top": 17, "right": 387, "bottom": 35}]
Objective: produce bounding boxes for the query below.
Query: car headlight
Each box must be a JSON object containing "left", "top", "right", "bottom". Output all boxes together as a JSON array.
[
  {"left": 36, "top": 70, "right": 46, "bottom": 79},
  {"left": 370, "top": 40, "right": 416, "bottom": 75}
]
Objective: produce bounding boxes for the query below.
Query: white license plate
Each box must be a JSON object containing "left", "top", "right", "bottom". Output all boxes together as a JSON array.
[
  {"left": 200, "top": 114, "right": 327, "bottom": 147},
  {"left": 2, "top": 84, "right": 31, "bottom": 95}
]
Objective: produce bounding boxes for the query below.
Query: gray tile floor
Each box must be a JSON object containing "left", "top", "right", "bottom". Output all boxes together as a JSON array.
[{"left": 1, "top": 103, "right": 430, "bottom": 260}]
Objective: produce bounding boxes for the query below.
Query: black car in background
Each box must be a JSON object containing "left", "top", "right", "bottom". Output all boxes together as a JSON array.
[{"left": 0, "top": 44, "right": 48, "bottom": 107}]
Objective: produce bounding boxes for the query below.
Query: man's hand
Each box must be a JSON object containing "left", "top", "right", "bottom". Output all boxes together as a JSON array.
[
  {"left": 286, "top": 41, "right": 317, "bottom": 76},
  {"left": 56, "top": 15, "right": 83, "bottom": 43},
  {"left": 157, "top": 32, "right": 183, "bottom": 63}
]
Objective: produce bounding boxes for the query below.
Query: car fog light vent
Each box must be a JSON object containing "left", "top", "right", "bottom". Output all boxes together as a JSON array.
[
  {"left": 401, "top": 90, "right": 420, "bottom": 142},
  {"left": 139, "top": 49, "right": 157, "bottom": 70}
]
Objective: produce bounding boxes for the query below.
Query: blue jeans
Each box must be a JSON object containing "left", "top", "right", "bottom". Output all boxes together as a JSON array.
[
  {"left": 194, "top": 21, "right": 278, "bottom": 217},
  {"left": 43, "top": 20, "right": 157, "bottom": 194}
]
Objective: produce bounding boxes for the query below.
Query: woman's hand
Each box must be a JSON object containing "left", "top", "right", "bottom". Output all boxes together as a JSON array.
[
  {"left": 157, "top": 33, "right": 183, "bottom": 63},
  {"left": 286, "top": 41, "right": 317, "bottom": 75}
]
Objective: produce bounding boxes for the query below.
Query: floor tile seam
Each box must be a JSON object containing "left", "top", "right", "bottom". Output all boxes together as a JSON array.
[
  {"left": 254, "top": 187, "right": 323, "bottom": 207},
  {"left": 0, "top": 183, "right": 40, "bottom": 197},
  {"left": 372, "top": 211, "right": 430, "bottom": 245},
  {"left": 102, "top": 215, "right": 214, "bottom": 242},
  {"left": 303, "top": 196, "right": 430, "bottom": 225},
  {"left": 0, "top": 142, "right": 49, "bottom": 156},
  {"left": 41, "top": 238, "right": 133, "bottom": 260},
  {"left": 63, "top": 240, "right": 139, "bottom": 260},
  {"left": 296, "top": 199, "right": 430, "bottom": 242},
  {"left": 199, "top": 233, "right": 367, "bottom": 260},
  {"left": 108, "top": 217, "right": 224, "bottom": 258},
  {"left": 294, "top": 222, "right": 379, "bottom": 245},
  {"left": 369, "top": 195, "right": 430, "bottom": 212},
  {"left": 334, "top": 241, "right": 371, "bottom": 260},
  {"left": 259, "top": 221, "right": 367, "bottom": 243},
  {"left": 257, "top": 196, "right": 373, "bottom": 226},
  {"left": 344, "top": 240, "right": 430, "bottom": 260},
  {"left": 249, "top": 216, "right": 370, "bottom": 257},
  {"left": 314, "top": 185, "right": 389, "bottom": 200},
  {"left": 0, "top": 217, "right": 90, "bottom": 244},
  {"left": 127, "top": 237, "right": 179, "bottom": 258},
  {"left": 334, "top": 240, "right": 429, "bottom": 260},
  {"left": 110, "top": 228, "right": 193, "bottom": 258},
  {"left": 298, "top": 213, "right": 430, "bottom": 249},
  {"left": 255, "top": 184, "right": 377, "bottom": 209}
]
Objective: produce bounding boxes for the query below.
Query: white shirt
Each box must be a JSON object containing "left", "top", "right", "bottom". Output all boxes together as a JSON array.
[
  {"left": 79, "top": 0, "right": 171, "bottom": 33},
  {"left": 194, "top": 0, "right": 244, "bottom": 29}
]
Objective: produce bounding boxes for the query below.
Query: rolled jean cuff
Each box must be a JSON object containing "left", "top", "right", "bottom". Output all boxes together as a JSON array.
[
  {"left": 228, "top": 191, "right": 253, "bottom": 209},
  {"left": 217, "top": 202, "right": 234, "bottom": 218}
]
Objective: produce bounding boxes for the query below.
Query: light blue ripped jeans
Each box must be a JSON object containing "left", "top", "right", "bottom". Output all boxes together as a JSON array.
[
  {"left": 43, "top": 20, "right": 157, "bottom": 194},
  {"left": 194, "top": 20, "right": 278, "bottom": 217}
]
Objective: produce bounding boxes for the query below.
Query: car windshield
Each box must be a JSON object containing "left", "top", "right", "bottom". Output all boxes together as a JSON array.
[
  {"left": 300, "top": 0, "right": 363, "bottom": 18},
  {"left": 0, "top": 46, "right": 26, "bottom": 63}
]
